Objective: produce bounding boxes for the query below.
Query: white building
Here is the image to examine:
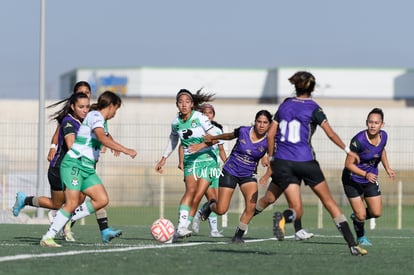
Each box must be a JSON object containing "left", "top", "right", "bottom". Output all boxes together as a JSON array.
[{"left": 60, "top": 66, "right": 414, "bottom": 101}]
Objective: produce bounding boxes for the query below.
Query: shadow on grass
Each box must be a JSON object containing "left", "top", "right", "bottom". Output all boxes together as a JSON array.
[{"left": 209, "top": 248, "right": 277, "bottom": 255}]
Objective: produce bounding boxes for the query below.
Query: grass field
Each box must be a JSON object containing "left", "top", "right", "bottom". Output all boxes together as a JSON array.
[{"left": 1, "top": 207, "right": 414, "bottom": 275}]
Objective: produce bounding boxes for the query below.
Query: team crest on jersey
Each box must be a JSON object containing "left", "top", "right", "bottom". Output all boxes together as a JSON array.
[
  {"left": 246, "top": 149, "right": 251, "bottom": 155},
  {"left": 191, "top": 120, "right": 197, "bottom": 128},
  {"left": 64, "top": 122, "right": 72, "bottom": 129},
  {"left": 71, "top": 177, "right": 79, "bottom": 186},
  {"left": 258, "top": 146, "right": 265, "bottom": 153}
]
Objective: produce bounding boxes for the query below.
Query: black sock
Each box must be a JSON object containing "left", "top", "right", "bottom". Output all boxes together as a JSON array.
[
  {"left": 97, "top": 217, "right": 109, "bottom": 231},
  {"left": 234, "top": 227, "right": 245, "bottom": 238},
  {"left": 294, "top": 219, "right": 302, "bottom": 232},
  {"left": 365, "top": 208, "right": 373, "bottom": 220},
  {"left": 24, "top": 196, "right": 34, "bottom": 206},
  {"left": 336, "top": 221, "right": 357, "bottom": 247},
  {"left": 352, "top": 218, "right": 365, "bottom": 238},
  {"left": 282, "top": 209, "right": 295, "bottom": 223}
]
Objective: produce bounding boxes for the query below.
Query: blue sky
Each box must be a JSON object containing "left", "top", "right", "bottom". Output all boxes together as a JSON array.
[{"left": 1, "top": 0, "right": 413, "bottom": 99}]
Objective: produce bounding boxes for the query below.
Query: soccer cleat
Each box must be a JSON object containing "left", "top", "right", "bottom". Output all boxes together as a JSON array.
[
  {"left": 350, "top": 245, "right": 368, "bottom": 256},
  {"left": 101, "top": 227, "right": 123, "bottom": 243},
  {"left": 231, "top": 236, "right": 245, "bottom": 243},
  {"left": 294, "top": 229, "right": 314, "bottom": 240},
  {"left": 12, "top": 192, "right": 26, "bottom": 217},
  {"left": 200, "top": 199, "right": 216, "bottom": 221},
  {"left": 209, "top": 230, "right": 224, "bottom": 238},
  {"left": 176, "top": 227, "right": 192, "bottom": 238},
  {"left": 63, "top": 222, "right": 76, "bottom": 242},
  {"left": 192, "top": 216, "right": 200, "bottom": 234},
  {"left": 273, "top": 211, "right": 285, "bottom": 241},
  {"left": 357, "top": 235, "right": 372, "bottom": 246},
  {"left": 40, "top": 236, "right": 62, "bottom": 247}
]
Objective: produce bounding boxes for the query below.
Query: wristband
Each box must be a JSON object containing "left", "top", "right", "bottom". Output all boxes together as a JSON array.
[
  {"left": 344, "top": 146, "right": 350, "bottom": 154},
  {"left": 50, "top": 144, "right": 57, "bottom": 149}
]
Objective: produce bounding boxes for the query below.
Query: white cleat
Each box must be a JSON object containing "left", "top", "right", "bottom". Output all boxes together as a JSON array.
[
  {"left": 209, "top": 230, "right": 224, "bottom": 238},
  {"left": 192, "top": 217, "right": 200, "bottom": 234},
  {"left": 294, "top": 229, "right": 314, "bottom": 240}
]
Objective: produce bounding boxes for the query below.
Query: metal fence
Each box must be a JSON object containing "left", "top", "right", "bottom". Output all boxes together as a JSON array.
[{"left": 1, "top": 122, "right": 413, "bottom": 214}]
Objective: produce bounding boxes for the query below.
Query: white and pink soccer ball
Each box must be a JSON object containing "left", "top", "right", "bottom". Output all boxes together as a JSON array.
[{"left": 150, "top": 218, "right": 175, "bottom": 243}]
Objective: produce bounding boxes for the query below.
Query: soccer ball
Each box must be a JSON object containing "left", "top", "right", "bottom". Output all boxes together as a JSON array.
[{"left": 150, "top": 218, "right": 175, "bottom": 243}]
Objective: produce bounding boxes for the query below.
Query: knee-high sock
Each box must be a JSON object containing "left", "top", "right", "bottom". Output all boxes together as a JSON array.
[
  {"left": 95, "top": 208, "right": 109, "bottom": 231},
  {"left": 44, "top": 209, "right": 71, "bottom": 238},
  {"left": 71, "top": 201, "right": 96, "bottom": 222},
  {"left": 208, "top": 212, "right": 218, "bottom": 232},
  {"left": 178, "top": 204, "right": 190, "bottom": 228},
  {"left": 334, "top": 214, "right": 357, "bottom": 247},
  {"left": 353, "top": 218, "right": 365, "bottom": 238}
]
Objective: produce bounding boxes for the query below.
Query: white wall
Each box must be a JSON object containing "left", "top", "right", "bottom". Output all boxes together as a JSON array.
[{"left": 60, "top": 66, "right": 414, "bottom": 100}]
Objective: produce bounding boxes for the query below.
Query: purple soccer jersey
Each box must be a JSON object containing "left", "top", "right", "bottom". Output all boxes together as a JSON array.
[
  {"left": 273, "top": 97, "right": 327, "bottom": 162},
  {"left": 50, "top": 114, "right": 81, "bottom": 168},
  {"left": 223, "top": 126, "right": 268, "bottom": 178},
  {"left": 349, "top": 129, "right": 388, "bottom": 184}
]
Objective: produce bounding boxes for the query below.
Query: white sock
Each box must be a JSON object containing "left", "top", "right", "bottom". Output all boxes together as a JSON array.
[
  {"left": 209, "top": 215, "right": 218, "bottom": 232},
  {"left": 194, "top": 209, "right": 201, "bottom": 221},
  {"left": 178, "top": 209, "right": 189, "bottom": 229},
  {"left": 44, "top": 210, "right": 70, "bottom": 238},
  {"left": 71, "top": 202, "right": 93, "bottom": 222}
]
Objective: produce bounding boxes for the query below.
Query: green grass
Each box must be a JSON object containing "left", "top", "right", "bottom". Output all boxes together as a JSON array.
[{"left": 2, "top": 206, "right": 414, "bottom": 274}]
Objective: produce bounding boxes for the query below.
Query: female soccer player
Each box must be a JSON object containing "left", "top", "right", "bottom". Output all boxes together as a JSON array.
[
  {"left": 188, "top": 103, "right": 227, "bottom": 237},
  {"left": 342, "top": 108, "right": 395, "bottom": 245},
  {"left": 266, "top": 71, "right": 367, "bottom": 256},
  {"left": 40, "top": 91, "right": 137, "bottom": 247},
  {"left": 155, "top": 89, "right": 217, "bottom": 239},
  {"left": 200, "top": 110, "right": 272, "bottom": 243},
  {"left": 13, "top": 82, "right": 121, "bottom": 243}
]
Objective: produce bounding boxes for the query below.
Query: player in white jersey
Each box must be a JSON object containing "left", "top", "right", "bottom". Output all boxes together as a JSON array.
[
  {"left": 40, "top": 91, "right": 137, "bottom": 247},
  {"left": 155, "top": 89, "right": 218, "bottom": 239},
  {"left": 182, "top": 104, "right": 227, "bottom": 237}
]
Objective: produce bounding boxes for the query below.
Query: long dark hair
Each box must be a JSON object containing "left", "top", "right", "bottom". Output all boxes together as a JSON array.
[
  {"left": 176, "top": 88, "right": 215, "bottom": 110},
  {"left": 49, "top": 92, "right": 89, "bottom": 123},
  {"left": 90, "top": 91, "right": 122, "bottom": 111},
  {"left": 47, "top": 81, "right": 91, "bottom": 109}
]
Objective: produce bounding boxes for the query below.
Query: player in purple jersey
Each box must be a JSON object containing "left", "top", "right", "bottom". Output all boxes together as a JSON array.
[
  {"left": 342, "top": 108, "right": 395, "bottom": 246},
  {"left": 266, "top": 71, "right": 367, "bottom": 256},
  {"left": 200, "top": 110, "right": 272, "bottom": 243}
]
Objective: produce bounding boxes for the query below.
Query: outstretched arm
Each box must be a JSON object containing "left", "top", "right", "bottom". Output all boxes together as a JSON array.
[
  {"left": 204, "top": 132, "right": 235, "bottom": 143},
  {"left": 320, "top": 120, "right": 360, "bottom": 163},
  {"left": 94, "top": 127, "right": 137, "bottom": 158}
]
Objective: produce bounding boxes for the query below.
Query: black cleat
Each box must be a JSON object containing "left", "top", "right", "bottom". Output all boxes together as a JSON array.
[
  {"left": 231, "top": 236, "right": 245, "bottom": 243},
  {"left": 273, "top": 211, "right": 285, "bottom": 241},
  {"left": 200, "top": 199, "right": 216, "bottom": 221}
]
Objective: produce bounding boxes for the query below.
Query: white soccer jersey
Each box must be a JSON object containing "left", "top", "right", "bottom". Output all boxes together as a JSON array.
[
  {"left": 163, "top": 110, "right": 214, "bottom": 158},
  {"left": 67, "top": 110, "right": 108, "bottom": 164}
]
